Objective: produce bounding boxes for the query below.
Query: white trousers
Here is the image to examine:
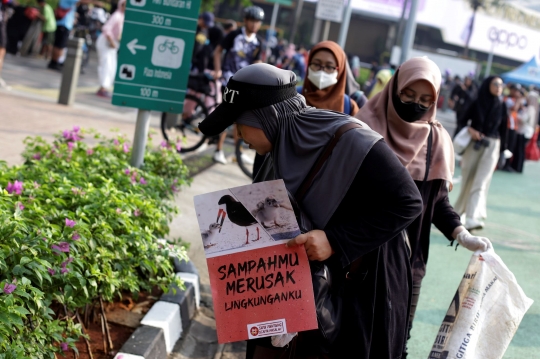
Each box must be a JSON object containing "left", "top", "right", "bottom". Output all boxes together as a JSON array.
[
  {"left": 454, "top": 138, "right": 500, "bottom": 221},
  {"left": 96, "top": 34, "right": 117, "bottom": 89}
]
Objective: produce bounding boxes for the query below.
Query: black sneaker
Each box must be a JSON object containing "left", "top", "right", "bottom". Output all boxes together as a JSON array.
[{"left": 47, "top": 61, "right": 62, "bottom": 71}]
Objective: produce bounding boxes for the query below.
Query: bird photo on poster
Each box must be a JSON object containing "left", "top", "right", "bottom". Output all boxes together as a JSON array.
[{"left": 194, "top": 180, "right": 301, "bottom": 258}]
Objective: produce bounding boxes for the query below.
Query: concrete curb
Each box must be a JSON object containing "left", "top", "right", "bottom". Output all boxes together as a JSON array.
[{"left": 114, "top": 258, "right": 200, "bottom": 359}]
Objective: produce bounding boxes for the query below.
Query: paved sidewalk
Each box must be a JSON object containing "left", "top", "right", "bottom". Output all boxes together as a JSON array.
[{"left": 0, "top": 90, "right": 159, "bottom": 166}]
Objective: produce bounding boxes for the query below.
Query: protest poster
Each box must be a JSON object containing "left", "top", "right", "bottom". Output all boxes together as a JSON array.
[{"left": 194, "top": 179, "right": 318, "bottom": 343}]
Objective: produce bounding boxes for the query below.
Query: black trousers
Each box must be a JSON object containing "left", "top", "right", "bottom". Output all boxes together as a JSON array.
[{"left": 510, "top": 134, "right": 526, "bottom": 173}]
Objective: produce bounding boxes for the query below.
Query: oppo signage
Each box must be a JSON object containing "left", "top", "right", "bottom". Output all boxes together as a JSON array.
[{"left": 346, "top": 0, "right": 540, "bottom": 62}]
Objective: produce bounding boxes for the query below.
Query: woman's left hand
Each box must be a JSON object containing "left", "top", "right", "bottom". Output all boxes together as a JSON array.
[{"left": 286, "top": 230, "right": 333, "bottom": 261}]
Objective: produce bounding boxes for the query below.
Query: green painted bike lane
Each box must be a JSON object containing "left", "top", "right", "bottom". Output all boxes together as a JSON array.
[{"left": 408, "top": 160, "right": 540, "bottom": 358}]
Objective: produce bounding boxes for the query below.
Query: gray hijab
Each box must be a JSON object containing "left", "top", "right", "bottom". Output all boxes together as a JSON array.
[{"left": 238, "top": 94, "right": 382, "bottom": 229}]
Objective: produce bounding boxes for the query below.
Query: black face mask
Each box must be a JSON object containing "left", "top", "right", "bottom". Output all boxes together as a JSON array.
[{"left": 393, "top": 94, "right": 429, "bottom": 123}]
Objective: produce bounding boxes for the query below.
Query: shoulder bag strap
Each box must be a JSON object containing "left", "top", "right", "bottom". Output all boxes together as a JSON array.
[
  {"left": 296, "top": 122, "right": 362, "bottom": 202},
  {"left": 422, "top": 123, "right": 434, "bottom": 184}
]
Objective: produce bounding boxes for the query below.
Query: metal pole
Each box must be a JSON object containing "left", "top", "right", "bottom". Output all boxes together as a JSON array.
[
  {"left": 58, "top": 38, "right": 84, "bottom": 106},
  {"left": 399, "top": 0, "right": 419, "bottom": 64},
  {"left": 311, "top": 18, "right": 322, "bottom": 44},
  {"left": 393, "top": 0, "right": 410, "bottom": 49},
  {"left": 485, "top": 40, "right": 495, "bottom": 78},
  {"left": 337, "top": 0, "right": 353, "bottom": 48},
  {"left": 130, "top": 109, "right": 151, "bottom": 168},
  {"left": 322, "top": 20, "right": 331, "bottom": 41},
  {"left": 289, "top": 0, "right": 304, "bottom": 44},
  {"left": 269, "top": 3, "right": 279, "bottom": 35}
]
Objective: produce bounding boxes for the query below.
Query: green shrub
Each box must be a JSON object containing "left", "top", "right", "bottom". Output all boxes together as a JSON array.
[{"left": 0, "top": 127, "right": 190, "bottom": 358}]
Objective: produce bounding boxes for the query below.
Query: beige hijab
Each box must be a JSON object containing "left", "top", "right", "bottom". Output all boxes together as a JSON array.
[{"left": 355, "top": 57, "right": 454, "bottom": 184}]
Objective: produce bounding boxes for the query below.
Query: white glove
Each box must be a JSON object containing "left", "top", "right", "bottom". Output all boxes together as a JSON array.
[
  {"left": 271, "top": 332, "right": 297, "bottom": 347},
  {"left": 456, "top": 229, "right": 493, "bottom": 255}
]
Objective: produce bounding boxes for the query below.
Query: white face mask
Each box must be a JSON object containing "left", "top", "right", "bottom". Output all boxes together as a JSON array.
[{"left": 308, "top": 70, "right": 338, "bottom": 90}]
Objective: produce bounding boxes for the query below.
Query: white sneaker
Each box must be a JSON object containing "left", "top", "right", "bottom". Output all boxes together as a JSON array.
[
  {"left": 213, "top": 150, "right": 227, "bottom": 164},
  {"left": 0, "top": 78, "right": 12, "bottom": 91},
  {"left": 465, "top": 218, "right": 485, "bottom": 231},
  {"left": 240, "top": 152, "right": 254, "bottom": 165}
]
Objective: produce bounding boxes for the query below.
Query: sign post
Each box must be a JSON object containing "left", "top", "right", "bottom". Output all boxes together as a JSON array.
[
  {"left": 112, "top": 0, "right": 201, "bottom": 167},
  {"left": 315, "top": 0, "right": 344, "bottom": 42}
]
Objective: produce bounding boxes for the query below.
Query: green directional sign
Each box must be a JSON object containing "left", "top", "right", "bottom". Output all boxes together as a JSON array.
[{"left": 112, "top": 0, "right": 201, "bottom": 113}]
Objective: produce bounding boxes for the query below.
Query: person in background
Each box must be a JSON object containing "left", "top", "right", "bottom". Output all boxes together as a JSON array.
[
  {"left": 282, "top": 43, "right": 306, "bottom": 80},
  {"left": 454, "top": 76, "right": 508, "bottom": 230},
  {"left": 500, "top": 84, "right": 522, "bottom": 171},
  {"left": 0, "top": 0, "right": 11, "bottom": 88},
  {"left": 192, "top": 12, "right": 214, "bottom": 72},
  {"left": 48, "top": 0, "right": 97, "bottom": 71},
  {"left": 212, "top": 6, "right": 264, "bottom": 164},
  {"left": 368, "top": 69, "right": 392, "bottom": 99},
  {"left": 511, "top": 91, "right": 538, "bottom": 173},
  {"left": 37, "top": 0, "right": 56, "bottom": 60},
  {"left": 95, "top": 0, "right": 125, "bottom": 98},
  {"left": 301, "top": 40, "right": 359, "bottom": 116},
  {"left": 452, "top": 76, "right": 477, "bottom": 137},
  {"left": 222, "top": 19, "right": 237, "bottom": 35},
  {"left": 350, "top": 55, "right": 360, "bottom": 79},
  {"left": 355, "top": 58, "right": 493, "bottom": 357}
]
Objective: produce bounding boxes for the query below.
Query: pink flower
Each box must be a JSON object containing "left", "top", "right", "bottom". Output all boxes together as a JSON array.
[
  {"left": 33, "top": 181, "right": 40, "bottom": 189},
  {"left": 3, "top": 283, "right": 16, "bottom": 294},
  {"left": 15, "top": 202, "right": 24, "bottom": 211},
  {"left": 134, "top": 209, "right": 141, "bottom": 217},
  {"left": 62, "top": 130, "right": 70, "bottom": 139},
  {"left": 72, "top": 232, "right": 80, "bottom": 241},
  {"left": 123, "top": 143, "right": 130, "bottom": 153},
  {"left": 114, "top": 139, "right": 120, "bottom": 146},
  {"left": 48, "top": 268, "right": 55, "bottom": 275},
  {"left": 60, "top": 342, "right": 68, "bottom": 351},
  {"left": 116, "top": 208, "right": 122, "bottom": 214},
  {"left": 6, "top": 181, "right": 23, "bottom": 195},
  {"left": 67, "top": 142, "right": 75, "bottom": 151},
  {"left": 52, "top": 242, "right": 70, "bottom": 253},
  {"left": 124, "top": 168, "right": 130, "bottom": 175},
  {"left": 61, "top": 267, "right": 69, "bottom": 274},
  {"left": 32, "top": 153, "right": 41, "bottom": 160},
  {"left": 61, "top": 257, "right": 73, "bottom": 268},
  {"left": 73, "top": 125, "right": 80, "bottom": 133},
  {"left": 87, "top": 148, "right": 94, "bottom": 155},
  {"left": 160, "top": 140, "right": 168, "bottom": 148},
  {"left": 65, "top": 218, "right": 76, "bottom": 227},
  {"left": 176, "top": 142, "right": 182, "bottom": 152},
  {"left": 42, "top": 237, "right": 47, "bottom": 241},
  {"left": 139, "top": 177, "right": 147, "bottom": 185},
  {"left": 171, "top": 184, "right": 179, "bottom": 192}
]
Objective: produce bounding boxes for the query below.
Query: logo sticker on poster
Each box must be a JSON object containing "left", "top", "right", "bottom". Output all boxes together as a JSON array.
[{"left": 247, "top": 319, "right": 287, "bottom": 339}]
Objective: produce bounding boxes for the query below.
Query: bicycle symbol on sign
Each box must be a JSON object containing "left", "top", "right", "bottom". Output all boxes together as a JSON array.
[{"left": 158, "top": 40, "right": 179, "bottom": 54}]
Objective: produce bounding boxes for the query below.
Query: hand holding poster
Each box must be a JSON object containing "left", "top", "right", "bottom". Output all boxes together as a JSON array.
[{"left": 194, "top": 180, "right": 318, "bottom": 343}]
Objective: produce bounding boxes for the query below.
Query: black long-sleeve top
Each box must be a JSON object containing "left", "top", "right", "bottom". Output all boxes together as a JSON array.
[
  {"left": 324, "top": 140, "right": 423, "bottom": 268},
  {"left": 465, "top": 99, "right": 508, "bottom": 141},
  {"left": 323, "top": 140, "right": 423, "bottom": 359},
  {"left": 406, "top": 179, "right": 462, "bottom": 282}
]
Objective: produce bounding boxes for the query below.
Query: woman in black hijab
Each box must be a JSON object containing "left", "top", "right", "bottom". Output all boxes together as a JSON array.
[
  {"left": 455, "top": 76, "right": 507, "bottom": 230},
  {"left": 199, "top": 63, "right": 423, "bottom": 358}
]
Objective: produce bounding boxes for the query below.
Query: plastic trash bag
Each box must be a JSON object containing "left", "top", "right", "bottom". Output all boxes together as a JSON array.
[{"left": 429, "top": 250, "right": 533, "bottom": 359}]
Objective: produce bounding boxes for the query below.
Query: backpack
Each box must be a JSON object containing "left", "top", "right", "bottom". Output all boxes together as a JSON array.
[{"left": 297, "top": 86, "right": 354, "bottom": 115}]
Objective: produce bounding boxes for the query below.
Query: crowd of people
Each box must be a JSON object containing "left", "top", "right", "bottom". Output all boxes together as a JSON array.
[
  {"left": 0, "top": 3, "right": 537, "bottom": 357},
  {"left": 189, "top": 11, "right": 538, "bottom": 358}
]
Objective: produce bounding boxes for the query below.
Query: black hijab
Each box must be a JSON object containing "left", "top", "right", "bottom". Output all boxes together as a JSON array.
[
  {"left": 238, "top": 94, "right": 382, "bottom": 229},
  {"left": 468, "top": 76, "right": 504, "bottom": 134}
]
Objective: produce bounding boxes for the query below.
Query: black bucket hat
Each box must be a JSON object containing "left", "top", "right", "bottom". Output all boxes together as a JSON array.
[{"left": 198, "top": 64, "right": 298, "bottom": 136}]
